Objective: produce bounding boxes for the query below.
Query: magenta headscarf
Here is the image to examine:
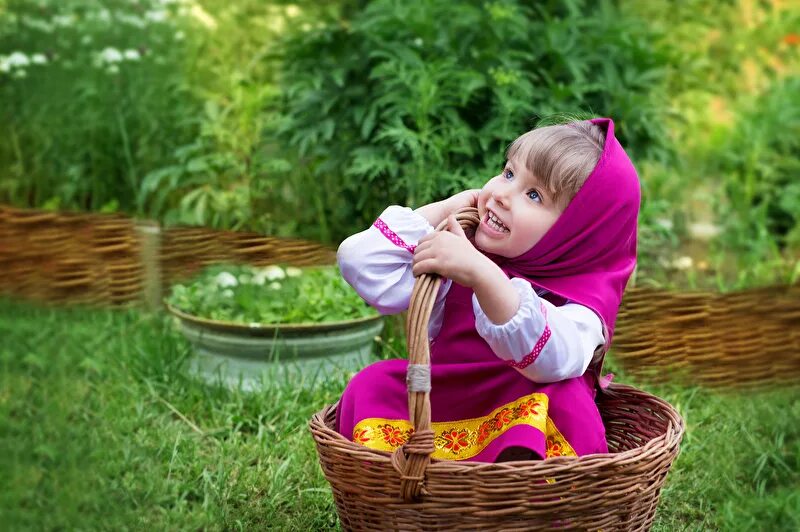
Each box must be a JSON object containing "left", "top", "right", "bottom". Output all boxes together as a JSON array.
[{"left": 490, "top": 118, "right": 640, "bottom": 346}]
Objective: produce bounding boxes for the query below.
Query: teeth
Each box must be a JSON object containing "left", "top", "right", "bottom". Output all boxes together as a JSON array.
[{"left": 487, "top": 211, "right": 509, "bottom": 233}]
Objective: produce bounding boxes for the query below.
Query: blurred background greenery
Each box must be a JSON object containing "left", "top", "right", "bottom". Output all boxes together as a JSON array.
[
  {"left": 1, "top": 0, "right": 799, "bottom": 288},
  {"left": 1, "top": 2, "right": 799, "bottom": 530}
]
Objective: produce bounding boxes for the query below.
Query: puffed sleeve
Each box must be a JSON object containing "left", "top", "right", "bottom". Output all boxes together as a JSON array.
[
  {"left": 337, "top": 205, "right": 451, "bottom": 337},
  {"left": 472, "top": 277, "right": 604, "bottom": 383}
]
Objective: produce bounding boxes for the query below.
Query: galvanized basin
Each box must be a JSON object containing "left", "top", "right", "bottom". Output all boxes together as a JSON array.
[{"left": 166, "top": 304, "right": 383, "bottom": 390}]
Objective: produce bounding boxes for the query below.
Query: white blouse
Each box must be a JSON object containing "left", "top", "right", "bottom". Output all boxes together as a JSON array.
[{"left": 337, "top": 206, "right": 605, "bottom": 383}]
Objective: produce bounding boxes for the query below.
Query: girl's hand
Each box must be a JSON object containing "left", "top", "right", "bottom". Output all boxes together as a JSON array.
[
  {"left": 412, "top": 215, "right": 489, "bottom": 287},
  {"left": 444, "top": 189, "right": 481, "bottom": 214},
  {"left": 414, "top": 189, "right": 481, "bottom": 228}
]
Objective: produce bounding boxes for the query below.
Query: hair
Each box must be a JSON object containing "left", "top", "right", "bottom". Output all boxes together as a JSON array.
[{"left": 506, "top": 120, "right": 606, "bottom": 208}]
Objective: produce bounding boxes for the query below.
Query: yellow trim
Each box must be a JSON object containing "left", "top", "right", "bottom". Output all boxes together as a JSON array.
[
  {"left": 352, "top": 392, "right": 579, "bottom": 460},
  {"left": 545, "top": 417, "right": 576, "bottom": 458}
]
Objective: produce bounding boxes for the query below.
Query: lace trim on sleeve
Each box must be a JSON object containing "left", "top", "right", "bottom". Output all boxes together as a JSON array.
[
  {"left": 506, "top": 303, "right": 551, "bottom": 369},
  {"left": 373, "top": 218, "right": 417, "bottom": 253}
]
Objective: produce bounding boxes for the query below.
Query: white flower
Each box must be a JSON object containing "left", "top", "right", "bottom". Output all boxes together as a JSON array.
[
  {"left": 285, "top": 267, "right": 303, "bottom": 278},
  {"left": 655, "top": 218, "right": 673, "bottom": 231},
  {"left": 269, "top": 282, "right": 282, "bottom": 290},
  {"left": 31, "top": 54, "right": 47, "bottom": 65},
  {"left": 97, "top": 9, "right": 112, "bottom": 23},
  {"left": 262, "top": 265, "right": 286, "bottom": 281},
  {"left": 52, "top": 15, "right": 75, "bottom": 28},
  {"left": 145, "top": 10, "right": 168, "bottom": 23},
  {"left": 215, "top": 271, "right": 238, "bottom": 288},
  {"left": 688, "top": 222, "right": 721, "bottom": 241},
  {"left": 99, "top": 47, "right": 123, "bottom": 64},
  {"left": 673, "top": 256, "right": 694, "bottom": 271},
  {"left": 7, "top": 52, "right": 30, "bottom": 68},
  {"left": 123, "top": 49, "right": 141, "bottom": 61},
  {"left": 117, "top": 13, "right": 145, "bottom": 28},
  {"left": 252, "top": 265, "right": 286, "bottom": 285}
]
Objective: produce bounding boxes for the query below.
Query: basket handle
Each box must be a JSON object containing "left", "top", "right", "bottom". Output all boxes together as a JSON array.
[{"left": 391, "top": 207, "right": 481, "bottom": 501}]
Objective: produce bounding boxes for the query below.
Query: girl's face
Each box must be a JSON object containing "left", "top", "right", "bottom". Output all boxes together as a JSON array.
[{"left": 475, "top": 156, "right": 565, "bottom": 258}]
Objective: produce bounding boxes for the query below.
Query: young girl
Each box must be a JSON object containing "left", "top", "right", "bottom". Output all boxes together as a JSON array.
[{"left": 336, "top": 118, "right": 639, "bottom": 462}]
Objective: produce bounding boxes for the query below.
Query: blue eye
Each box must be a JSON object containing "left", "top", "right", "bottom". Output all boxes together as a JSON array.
[
  {"left": 527, "top": 190, "right": 542, "bottom": 203},
  {"left": 504, "top": 169, "right": 514, "bottom": 180}
]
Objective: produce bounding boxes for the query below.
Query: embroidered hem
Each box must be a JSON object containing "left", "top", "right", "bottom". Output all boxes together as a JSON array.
[{"left": 352, "top": 392, "right": 576, "bottom": 460}]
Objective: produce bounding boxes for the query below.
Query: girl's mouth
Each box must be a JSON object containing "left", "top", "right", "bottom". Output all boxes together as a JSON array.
[{"left": 481, "top": 210, "right": 510, "bottom": 237}]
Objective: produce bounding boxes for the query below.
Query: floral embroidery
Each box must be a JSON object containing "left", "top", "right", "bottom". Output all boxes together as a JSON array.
[
  {"left": 545, "top": 417, "right": 576, "bottom": 458},
  {"left": 353, "top": 392, "right": 548, "bottom": 460},
  {"left": 353, "top": 394, "right": 580, "bottom": 461},
  {"left": 379, "top": 424, "right": 411, "bottom": 447},
  {"left": 439, "top": 429, "right": 471, "bottom": 454},
  {"left": 353, "top": 428, "right": 370, "bottom": 444}
]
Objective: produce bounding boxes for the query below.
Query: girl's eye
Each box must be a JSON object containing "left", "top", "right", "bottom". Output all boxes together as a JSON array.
[
  {"left": 504, "top": 169, "right": 514, "bottom": 180},
  {"left": 527, "top": 190, "right": 542, "bottom": 203}
]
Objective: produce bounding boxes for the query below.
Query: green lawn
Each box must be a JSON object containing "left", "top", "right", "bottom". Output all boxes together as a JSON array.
[{"left": 1, "top": 297, "right": 797, "bottom": 530}]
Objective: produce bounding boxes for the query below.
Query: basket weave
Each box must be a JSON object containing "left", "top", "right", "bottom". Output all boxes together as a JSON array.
[
  {"left": 0, "top": 205, "right": 144, "bottom": 307},
  {"left": 309, "top": 209, "right": 685, "bottom": 531},
  {"left": 613, "top": 284, "right": 800, "bottom": 389},
  {"left": 0, "top": 204, "right": 336, "bottom": 307}
]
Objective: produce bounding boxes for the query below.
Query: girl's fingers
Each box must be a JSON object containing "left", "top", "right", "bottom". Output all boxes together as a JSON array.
[
  {"left": 412, "top": 246, "right": 435, "bottom": 264},
  {"left": 412, "top": 258, "right": 439, "bottom": 277},
  {"left": 414, "top": 239, "right": 432, "bottom": 254},
  {"left": 417, "top": 232, "right": 436, "bottom": 245},
  {"left": 448, "top": 215, "right": 466, "bottom": 238}
]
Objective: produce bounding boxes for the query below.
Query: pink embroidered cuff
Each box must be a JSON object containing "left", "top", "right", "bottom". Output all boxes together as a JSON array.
[
  {"left": 507, "top": 304, "right": 551, "bottom": 369},
  {"left": 373, "top": 217, "right": 417, "bottom": 253}
]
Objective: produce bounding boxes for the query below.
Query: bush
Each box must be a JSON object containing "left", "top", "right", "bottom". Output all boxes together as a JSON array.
[
  {"left": 0, "top": 0, "right": 200, "bottom": 212},
  {"left": 711, "top": 77, "right": 800, "bottom": 284},
  {"left": 268, "top": 0, "right": 675, "bottom": 243}
]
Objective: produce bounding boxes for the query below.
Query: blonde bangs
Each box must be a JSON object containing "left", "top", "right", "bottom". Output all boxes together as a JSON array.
[{"left": 506, "top": 121, "right": 605, "bottom": 207}]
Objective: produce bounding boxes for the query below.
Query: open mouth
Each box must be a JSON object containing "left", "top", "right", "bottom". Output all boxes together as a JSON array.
[{"left": 484, "top": 209, "right": 510, "bottom": 233}]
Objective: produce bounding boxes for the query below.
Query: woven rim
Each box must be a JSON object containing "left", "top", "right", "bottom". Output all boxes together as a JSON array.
[{"left": 310, "top": 207, "right": 685, "bottom": 504}]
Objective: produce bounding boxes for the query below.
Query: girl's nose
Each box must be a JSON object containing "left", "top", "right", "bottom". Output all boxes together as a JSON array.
[{"left": 491, "top": 183, "right": 511, "bottom": 208}]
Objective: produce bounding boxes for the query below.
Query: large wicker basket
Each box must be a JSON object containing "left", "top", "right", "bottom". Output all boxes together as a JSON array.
[{"left": 309, "top": 209, "right": 685, "bottom": 531}]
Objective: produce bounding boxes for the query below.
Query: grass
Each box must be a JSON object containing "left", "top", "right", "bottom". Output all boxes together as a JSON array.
[{"left": 0, "top": 297, "right": 798, "bottom": 530}]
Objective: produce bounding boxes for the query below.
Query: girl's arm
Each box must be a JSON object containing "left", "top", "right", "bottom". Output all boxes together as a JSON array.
[
  {"left": 411, "top": 216, "right": 603, "bottom": 382},
  {"left": 472, "top": 278, "right": 604, "bottom": 383},
  {"left": 337, "top": 205, "right": 452, "bottom": 336},
  {"left": 338, "top": 191, "right": 480, "bottom": 325}
]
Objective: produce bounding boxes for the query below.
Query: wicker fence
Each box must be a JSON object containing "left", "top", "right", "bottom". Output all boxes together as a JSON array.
[
  {"left": 1, "top": 203, "right": 798, "bottom": 389},
  {"left": 0, "top": 204, "right": 335, "bottom": 308},
  {"left": 612, "top": 284, "right": 800, "bottom": 389}
]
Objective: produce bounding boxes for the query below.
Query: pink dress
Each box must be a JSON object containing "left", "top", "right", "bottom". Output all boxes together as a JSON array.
[{"left": 336, "top": 280, "right": 608, "bottom": 462}]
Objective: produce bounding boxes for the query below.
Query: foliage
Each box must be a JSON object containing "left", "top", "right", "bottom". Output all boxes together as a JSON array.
[
  {"left": 0, "top": 0, "right": 319, "bottom": 233},
  {"left": 1, "top": 297, "right": 798, "bottom": 529},
  {"left": 0, "top": 0, "right": 200, "bottom": 212},
  {"left": 623, "top": 0, "right": 800, "bottom": 289},
  {"left": 166, "top": 264, "right": 377, "bottom": 324},
  {"left": 269, "top": 0, "right": 675, "bottom": 243},
  {"left": 710, "top": 78, "right": 800, "bottom": 281}
]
